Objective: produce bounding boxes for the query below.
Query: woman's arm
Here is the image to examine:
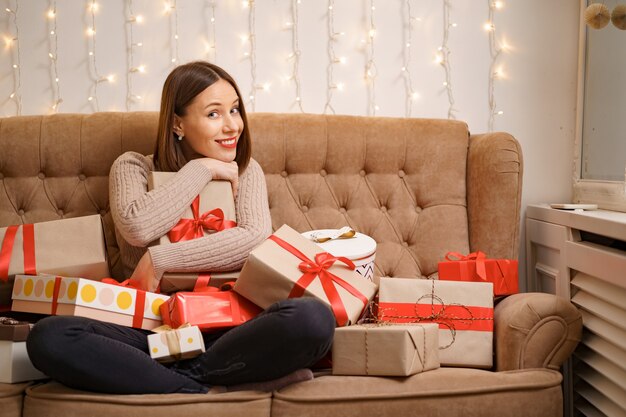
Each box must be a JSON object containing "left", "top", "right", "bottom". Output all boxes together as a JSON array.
[
  {"left": 109, "top": 151, "right": 213, "bottom": 246},
  {"left": 144, "top": 158, "right": 272, "bottom": 290}
]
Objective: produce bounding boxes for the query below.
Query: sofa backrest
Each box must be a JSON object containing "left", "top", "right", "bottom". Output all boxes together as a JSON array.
[{"left": 0, "top": 112, "right": 473, "bottom": 281}]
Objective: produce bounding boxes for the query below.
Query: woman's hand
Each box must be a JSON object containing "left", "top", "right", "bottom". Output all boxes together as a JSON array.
[
  {"left": 130, "top": 251, "right": 157, "bottom": 291},
  {"left": 199, "top": 159, "right": 239, "bottom": 197}
]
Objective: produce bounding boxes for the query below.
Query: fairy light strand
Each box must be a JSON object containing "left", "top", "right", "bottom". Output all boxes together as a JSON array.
[
  {"left": 246, "top": 0, "right": 257, "bottom": 111},
  {"left": 47, "top": 2, "right": 62, "bottom": 113},
  {"left": 167, "top": 0, "right": 180, "bottom": 65},
  {"left": 439, "top": 0, "right": 456, "bottom": 119},
  {"left": 402, "top": 0, "right": 417, "bottom": 118},
  {"left": 324, "top": 0, "right": 345, "bottom": 114},
  {"left": 365, "top": 0, "right": 378, "bottom": 116},
  {"left": 207, "top": 0, "right": 217, "bottom": 62},
  {"left": 126, "top": 0, "right": 145, "bottom": 110},
  {"left": 5, "top": 2, "right": 22, "bottom": 115},
  {"left": 86, "top": 0, "right": 103, "bottom": 111},
  {"left": 290, "top": 0, "right": 304, "bottom": 112},
  {"left": 487, "top": 0, "right": 504, "bottom": 131}
]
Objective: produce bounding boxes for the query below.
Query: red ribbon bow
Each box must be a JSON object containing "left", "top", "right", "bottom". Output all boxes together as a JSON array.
[
  {"left": 444, "top": 251, "right": 487, "bottom": 281},
  {"left": 268, "top": 235, "right": 369, "bottom": 327},
  {"left": 1, "top": 224, "right": 36, "bottom": 282},
  {"left": 167, "top": 196, "right": 237, "bottom": 243}
]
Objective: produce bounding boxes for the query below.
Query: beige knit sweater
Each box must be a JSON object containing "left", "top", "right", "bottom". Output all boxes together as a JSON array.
[{"left": 108, "top": 152, "right": 272, "bottom": 287}]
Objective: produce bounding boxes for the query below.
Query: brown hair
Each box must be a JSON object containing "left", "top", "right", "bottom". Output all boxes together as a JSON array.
[{"left": 153, "top": 61, "right": 251, "bottom": 173}]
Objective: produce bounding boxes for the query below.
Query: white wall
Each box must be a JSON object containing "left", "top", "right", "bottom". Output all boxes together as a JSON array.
[{"left": 0, "top": 0, "right": 581, "bottom": 288}]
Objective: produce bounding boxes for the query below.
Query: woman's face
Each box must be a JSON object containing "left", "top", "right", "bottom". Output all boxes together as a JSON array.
[{"left": 175, "top": 78, "right": 243, "bottom": 163}]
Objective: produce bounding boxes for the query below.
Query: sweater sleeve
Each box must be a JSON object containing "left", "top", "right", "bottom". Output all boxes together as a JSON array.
[
  {"left": 147, "top": 158, "right": 273, "bottom": 283},
  {"left": 109, "top": 151, "right": 214, "bottom": 247}
]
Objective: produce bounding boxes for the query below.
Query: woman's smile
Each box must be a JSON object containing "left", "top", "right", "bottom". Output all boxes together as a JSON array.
[{"left": 215, "top": 137, "right": 238, "bottom": 148}]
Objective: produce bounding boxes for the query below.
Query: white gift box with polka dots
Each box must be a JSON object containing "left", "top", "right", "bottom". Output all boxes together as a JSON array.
[
  {"left": 11, "top": 274, "right": 170, "bottom": 330},
  {"left": 148, "top": 325, "right": 206, "bottom": 363}
]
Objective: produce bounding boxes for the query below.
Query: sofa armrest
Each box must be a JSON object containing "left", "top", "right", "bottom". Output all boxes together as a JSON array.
[
  {"left": 494, "top": 292, "right": 582, "bottom": 371},
  {"left": 467, "top": 132, "right": 523, "bottom": 260}
]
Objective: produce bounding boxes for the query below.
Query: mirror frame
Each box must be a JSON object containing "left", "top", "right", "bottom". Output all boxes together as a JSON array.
[{"left": 573, "top": 0, "right": 626, "bottom": 212}]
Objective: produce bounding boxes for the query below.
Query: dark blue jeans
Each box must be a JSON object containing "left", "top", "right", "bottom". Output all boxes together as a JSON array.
[{"left": 26, "top": 298, "right": 335, "bottom": 394}]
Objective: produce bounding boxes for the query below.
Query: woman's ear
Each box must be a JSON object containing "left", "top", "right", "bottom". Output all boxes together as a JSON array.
[{"left": 172, "top": 114, "right": 184, "bottom": 136}]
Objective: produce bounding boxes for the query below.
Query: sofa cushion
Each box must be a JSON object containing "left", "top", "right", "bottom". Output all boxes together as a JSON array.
[
  {"left": 272, "top": 368, "right": 563, "bottom": 417},
  {"left": 0, "top": 382, "right": 31, "bottom": 417},
  {"left": 23, "top": 381, "right": 271, "bottom": 417}
]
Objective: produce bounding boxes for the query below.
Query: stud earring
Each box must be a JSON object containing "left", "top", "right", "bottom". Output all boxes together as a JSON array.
[{"left": 177, "top": 134, "right": 183, "bottom": 141}]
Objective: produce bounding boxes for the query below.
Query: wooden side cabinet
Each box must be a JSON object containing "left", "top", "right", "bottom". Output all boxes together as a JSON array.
[{"left": 526, "top": 204, "right": 626, "bottom": 417}]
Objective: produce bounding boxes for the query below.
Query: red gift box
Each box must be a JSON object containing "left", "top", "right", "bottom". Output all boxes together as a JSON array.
[
  {"left": 437, "top": 251, "right": 519, "bottom": 296},
  {"left": 160, "top": 289, "right": 262, "bottom": 333}
]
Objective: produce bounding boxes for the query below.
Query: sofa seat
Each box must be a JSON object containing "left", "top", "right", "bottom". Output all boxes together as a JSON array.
[
  {"left": 23, "top": 381, "right": 271, "bottom": 417},
  {"left": 0, "top": 382, "right": 32, "bottom": 417},
  {"left": 272, "top": 368, "right": 563, "bottom": 417}
]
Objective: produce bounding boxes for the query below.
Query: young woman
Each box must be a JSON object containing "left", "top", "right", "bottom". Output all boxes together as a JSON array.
[{"left": 26, "top": 61, "right": 335, "bottom": 395}]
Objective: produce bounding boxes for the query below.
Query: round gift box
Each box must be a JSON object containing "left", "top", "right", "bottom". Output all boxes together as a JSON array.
[{"left": 301, "top": 229, "right": 377, "bottom": 281}]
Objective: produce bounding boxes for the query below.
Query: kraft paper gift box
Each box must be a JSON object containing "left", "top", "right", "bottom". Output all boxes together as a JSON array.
[
  {"left": 332, "top": 323, "right": 440, "bottom": 377},
  {"left": 0, "top": 340, "right": 47, "bottom": 383},
  {"left": 148, "top": 172, "right": 236, "bottom": 246},
  {"left": 0, "top": 215, "right": 110, "bottom": 310},
  {"left": 0, "top": 317, "right": 32, "bottom": 342},
  {"left": 234, "top": 224, "right": 378, "bottom": 327},
  {"left": 302, "top": 228, "right": 377, "bottom": 282},
  {"left": 160, "top": 290, "right": 262, "bottom": 332},
  {"left": 377, "top": 277, "right": 494, "bottom": 368},
  {"left": 11, "top": 275, "right": 170, "bottom": 330},
  {"left": 437, "top": 251, "right": 519, "bottom": 296},
  {"left": 159, "top": 271, "right": 240, "bottom": 294},
  {"left": 148, "top": 325, "right": 206, "bottom": 363},
  {"left": 149, "top": 172, "right": 237, "bottom": 290}
]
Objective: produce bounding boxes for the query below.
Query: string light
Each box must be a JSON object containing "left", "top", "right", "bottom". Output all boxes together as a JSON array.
[
  {"left": 47, "top": 1, "right": 62, "bottom": 112},
  {"left": 245, "top": 0, "right": 257, "bottom": 110},
  {"left": 86, "top": 0, "right": 110, "bottom": 111},
  {"left": 364, "top": 0, "right": 378, "bottom": 116},
  {"left": 126, "top": 0, "right": 145, "bottom": 111},
  {"left": 324, "top": 0, "right": 346, "bottom": 114},
  {"left": 289, "top": 0, "right": 304, "bottom": 112},
  {"left": 166, "top": 1, "right": 180, "bottom": 65},
  {"left": 207, "top": 0, "right": 217, "bottom": 62},
  {"left": 487, "top": 0, "right": 504, "bottom": 131},
  {"left": 402, "top": 0, "right": 418, "bottom": 118},
  {"left": 439, "top": 0, "right": 457, "bottom": 119},
  {"left": 5, "top": 2, "right": 22, "bottom": 115}
]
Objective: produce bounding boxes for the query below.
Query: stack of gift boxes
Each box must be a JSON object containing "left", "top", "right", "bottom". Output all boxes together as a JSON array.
[{"left": 0, "top": 172, "right": 519, "bottom": 383}]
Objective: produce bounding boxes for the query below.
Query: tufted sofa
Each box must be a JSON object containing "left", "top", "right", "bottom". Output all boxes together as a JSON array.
[{"left": 0, "top": 112, "right": 582, "bottom": 417}]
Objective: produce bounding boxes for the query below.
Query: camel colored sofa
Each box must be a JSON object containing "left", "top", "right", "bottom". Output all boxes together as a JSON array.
[{"left": 0, "top": 112, "right": 582, "bottom": 417}]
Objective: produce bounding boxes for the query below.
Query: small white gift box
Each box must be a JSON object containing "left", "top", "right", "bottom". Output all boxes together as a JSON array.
[{"left": 301, "top": 228, "right": 377, "bottom": 282}]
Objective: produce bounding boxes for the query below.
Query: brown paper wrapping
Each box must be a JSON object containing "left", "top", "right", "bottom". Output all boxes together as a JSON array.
[
  {"left": 234, "top": 224, "right": 378, "bottom": 326},
  {"left": 332, "top": 323, "right": 440, "bottom": 376},
  {"left": 148, "top": 172, "right": 236, "bottom": 246},
  {"left": 159, "top": 271, "right": 240, "bottom": 294},
  {"left": 0, "top": 215, "right": 110, "bottom": 308},
  {"left": 0, "top": 318, "right": 31, "bottom": 342}
]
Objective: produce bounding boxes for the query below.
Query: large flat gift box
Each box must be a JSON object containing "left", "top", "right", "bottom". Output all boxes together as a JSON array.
[
  {"left": 148, "top": 325, "right": 206, "bottom": 363},
  {"left": 332, "top": 323, "right": 440, "bottom": 376},
  {"left": 11, "top": 275, "right": 170, "bottom": 330},
  {"left": 378, "top": 277, "right": 494, "bottom": 368},
  {"left": 0, "top": 340, "right": 47, "bottom": 383},
  {"left": 159, "top": 271, "right": 240, "bottom": 294},
  {"left": 234, "top": 224, "right": 378, "bottom": 327},
  {"left": 437, "top": 251, "right": 519, "bottom": 296},
  {"left": 0, "top": 215, "right": 110, "bottom": 309}
]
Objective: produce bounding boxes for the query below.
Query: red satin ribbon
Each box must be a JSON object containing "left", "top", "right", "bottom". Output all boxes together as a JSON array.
[
  {"left": 268, "top": 235, "right": 368, "bottom": 327},
  {"left": 444, "top": 251, "right": 487, "bottom": 281},
  {"left": 51, "top": 276, "right": 62, "bottom": 315},
  {"left": 100, "top": 278, "right": 146, "bottom": 328},
  {"left": 378, "top": 301, "right": 493, "bottom": 332},
  {"left": 0, "top": 224, "right": 37, "bottom": 282},
  {"left": 167, "top": 196, "right": 237, "bottom": 243}
]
